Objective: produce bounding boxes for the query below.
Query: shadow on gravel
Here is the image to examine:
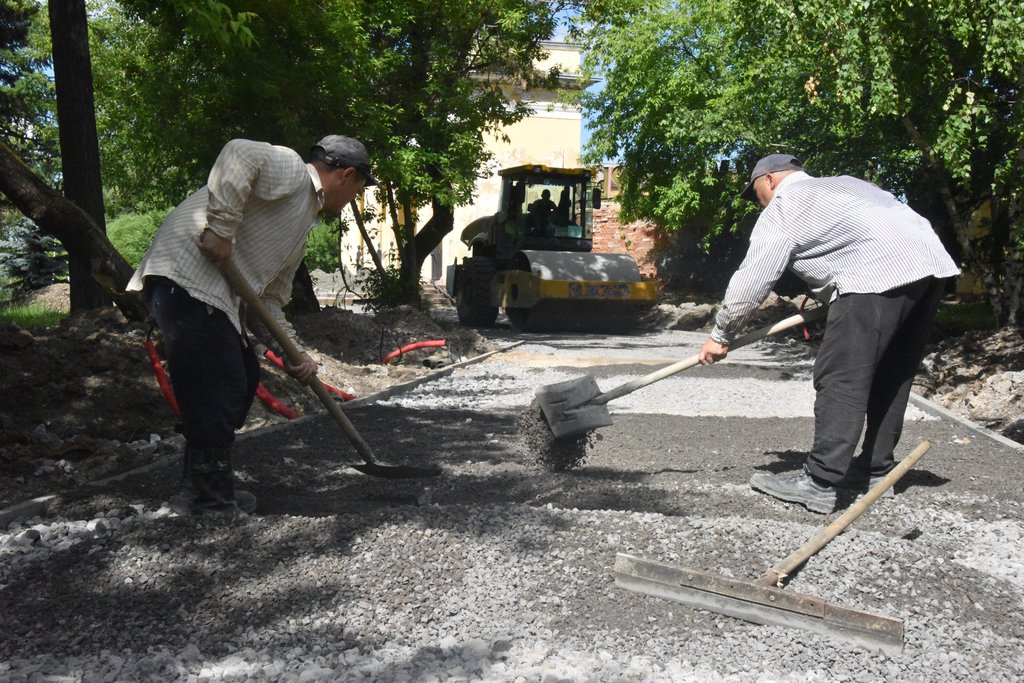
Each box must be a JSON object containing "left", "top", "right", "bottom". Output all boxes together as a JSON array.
[
  {"left": 0, "top": 513, "right": 425, "bottom": 661},
  {"left": 756, "top": 449, "right": 951, "bottom": 493}
]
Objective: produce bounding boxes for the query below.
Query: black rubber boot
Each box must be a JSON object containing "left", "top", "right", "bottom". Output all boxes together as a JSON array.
[{"left": 174, "top": 447, "right": 256, "bottom": 516}]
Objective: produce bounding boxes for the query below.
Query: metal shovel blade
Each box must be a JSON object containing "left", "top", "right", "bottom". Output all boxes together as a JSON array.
[
  {"left": 535, "top": 375, "right": 613, "bottom": 439},
  {"left": 614, "top": 554, "right": 904, "bottom": 655},
  {"left": 349, "top": 462, "right": 442, "bottom": 479}
]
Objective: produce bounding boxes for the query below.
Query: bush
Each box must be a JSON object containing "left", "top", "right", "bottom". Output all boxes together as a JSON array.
[
  {"left": 0, "top": 216, "right": 68, "bottom": 291},
  {"left": 935, "top": 301, "right": 997, "bottom": 334},
  {"left": 106, "top": 209, "right": 169, "bottom": 267},
  {"left": 356, "top": 265, "right": 405, "bottom": 308}
]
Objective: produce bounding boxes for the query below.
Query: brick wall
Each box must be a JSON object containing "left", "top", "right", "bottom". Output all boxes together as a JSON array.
[{"left": 591, "top": 203, "right": 664, "bottom": 278}]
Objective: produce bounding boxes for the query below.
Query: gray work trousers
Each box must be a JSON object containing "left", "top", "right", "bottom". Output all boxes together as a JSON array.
[{"left": 806, "top": 277, "right": 946, "bottom": 485}]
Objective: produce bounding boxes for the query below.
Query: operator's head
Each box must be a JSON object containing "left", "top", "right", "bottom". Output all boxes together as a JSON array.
[
  {"left": 542, "top": 189, "right": 551, "bottom": 199},
  {"left": 740, "top": 154, "right": 802, "bottom": 208},
  {"left": 311, "top": 135, "right": 378, "bottom": 213}
]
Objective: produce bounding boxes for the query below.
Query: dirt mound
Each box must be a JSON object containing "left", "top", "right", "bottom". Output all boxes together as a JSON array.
[{"left": 918, "top": 326, "right": 1024, "bottom": 437}]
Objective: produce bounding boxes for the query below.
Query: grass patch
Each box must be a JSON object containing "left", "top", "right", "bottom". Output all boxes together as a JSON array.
[
  {"left": 935, "top": 300, "right": 996, "bottom": 334},
  {"left": 0, "top": 303, "right": 67, "bottom": 330}
]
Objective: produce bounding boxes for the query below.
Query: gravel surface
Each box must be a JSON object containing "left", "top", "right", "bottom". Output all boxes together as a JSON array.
[{"left": 2, "top": 328, "right": 1023, "bottom": 682}]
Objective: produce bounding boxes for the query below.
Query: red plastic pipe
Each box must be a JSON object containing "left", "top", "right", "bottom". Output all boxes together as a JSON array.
[
  {"left": 144, "top": 339, "right": 181, "bottom": 418},
  {"left": 147, "top": 340, "right": 315, "bottom": 421},
  {"left": 263, "top": 349, "right": 356, "bottom": 401},
  {"left": 381, "top": 339, "right": 447, "bottom": 365},
  {"left": 255, "top": 384, "right": 301, "bottom": 420}
]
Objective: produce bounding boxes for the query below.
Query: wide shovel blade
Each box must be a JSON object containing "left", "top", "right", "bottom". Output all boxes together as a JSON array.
[
  {"left": 220, "top": 259, "right": 440, "bottom": 479},
  {"left": 614, "top": 554, "right": 904, "bottom": 655},
  {"left": 613, "top": 441, "right": 931, "bottom": 654},
  {"left": 536, "top": 307, "right": 828, "bottom": 439},
  {"left": 534, "top": 375, "right": 612, "bottom": 439}
]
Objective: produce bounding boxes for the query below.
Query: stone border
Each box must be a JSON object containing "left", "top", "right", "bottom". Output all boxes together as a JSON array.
[
  {"left": 908, "top": 392, "right": 1023, "bottom": 452},
  {"left": 0, "top": 340, "right": 525, "bottom": 528}
]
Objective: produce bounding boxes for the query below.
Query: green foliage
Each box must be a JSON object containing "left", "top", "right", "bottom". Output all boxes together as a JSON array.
[
  {"left": 355, "top": 265, "right": 406, "bottom": 309},
  {"left": 87, "top": 1, "right": 556, "bottom": 214},
  {"left": 0, "top": 216, "right": 68, "bottom": 290},
  {"left": 574, "top": 0, "right": 1024, "bottom": 323},
  {"left": 935, "top": 301, "right": 997, "bottom": 334},
  {"left": 304, "top": 220, "right": 342, "bottom": 273},
  {"left": 106, "top": 208, "right": 168, "bottom": 267},
  {"left": 0, "top": 303, "right": 66, "bottom": 329},
  {"left": 0, "top": 0, "right": 58, "bottom": 180}
]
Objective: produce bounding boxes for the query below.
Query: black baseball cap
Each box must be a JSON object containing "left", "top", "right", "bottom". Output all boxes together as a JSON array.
[
  {"left": 739, "top": 153, "right": 802, "bottom": 202},
  {"left": 312, "top": 135, "right": 378, "bottom": 186}
]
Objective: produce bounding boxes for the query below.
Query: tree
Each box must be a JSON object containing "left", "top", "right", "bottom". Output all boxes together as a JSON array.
[
  {"left": 575, "top": 0, "right": 1024, "bottom": 326},
  {"left": 1, "top": 2, "right": 67, "bottom": 299},
  {"left": 0, "top": 215, "right": 67, "bottom": 290},
  {"left": 0, "top": 0, "right": 56, "bottom": 172},
  {"left": 353, "top": 0, "right": 559, "bottom": 303},
  {"left": 88, "top": 0, "right": 559, "bottom": 305}
]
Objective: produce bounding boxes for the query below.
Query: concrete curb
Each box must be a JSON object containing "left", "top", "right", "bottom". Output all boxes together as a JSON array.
[
  {"left": 908, "top": 392, "right": 1023, "bottom": 452},
  {"left": 0, "top": 340, "right": 526, "bottom": 528}
]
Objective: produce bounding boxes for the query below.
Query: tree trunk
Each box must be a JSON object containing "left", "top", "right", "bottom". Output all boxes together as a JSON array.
[
  {"left": 1003, "top": 249, "right": 1024, "bottom": 327},
  {"left": 49, "top": 0, "right": 108, "bottom": 311},
  {"left": 399, "top": 201, "right": 419, "bottom": 305},
  {"left": 351, "top": 198, "right": 386, "bottom": 276},
  {"left": 413, "top": 198, "right": 455, "bottom": 270},
  {"left": 0, "top": 142, "right": 147, "bottom": 321}
]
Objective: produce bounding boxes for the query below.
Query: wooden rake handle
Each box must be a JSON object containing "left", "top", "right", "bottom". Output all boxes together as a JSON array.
[
  {"left": 592, "top": 306, "right": 829, "bottom": 406},
  {"left": 759, "top": 440, "right": 932, "bottom": 587}
]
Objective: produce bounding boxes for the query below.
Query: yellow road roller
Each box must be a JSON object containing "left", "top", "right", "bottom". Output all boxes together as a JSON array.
[{"left": 446, "top": 165, "right": 657, "bottom": 333}]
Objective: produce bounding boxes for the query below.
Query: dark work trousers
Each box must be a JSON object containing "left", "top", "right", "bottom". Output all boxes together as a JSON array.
[
  {"left": 146, "top": 277, "right": 260, "bottom": 450},
  {"left": 806, "top": 276, "right": 946, "bottom": 485}
]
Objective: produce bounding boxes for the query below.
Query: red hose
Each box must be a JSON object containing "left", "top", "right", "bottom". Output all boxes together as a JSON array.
[
  {"left": 255, "top": 384, "right": 301, "bottom": 420},
  {"left": 144, "top": 339, "right": 181, "bottom": 418},
  {"left": 263, "top": 349, "right": 355, "bottom": 401},
  {"left": 146, "top": 340, "right": 323, "bottom": 422},
  {"left": 381, "top": 339, "right": 447, "bottom": 365}
]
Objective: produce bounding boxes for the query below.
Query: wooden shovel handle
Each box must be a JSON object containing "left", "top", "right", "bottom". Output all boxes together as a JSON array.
[
  {"left": 219, "top": 259, "right": 381, "bottom": 466},
  {"left": 593, "top": 306, "right": 829, "bottom": 406},
  {"left": 759, "top": 440, "right": 931, "bottom": 587}
]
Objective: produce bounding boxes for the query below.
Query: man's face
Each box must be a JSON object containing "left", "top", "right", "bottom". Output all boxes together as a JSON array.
[{"left": 321, "top": 167, "right": 367, "bottom": 214}]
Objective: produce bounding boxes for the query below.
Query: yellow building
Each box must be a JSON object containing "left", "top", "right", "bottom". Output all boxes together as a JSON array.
[{"left": 342, "top": 41, "right": 591, "bottom": 285}]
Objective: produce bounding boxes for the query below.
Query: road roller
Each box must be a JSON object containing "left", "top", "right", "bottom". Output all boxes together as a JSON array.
[{"left": 446, "top": 164, "right": 657, "bottom": 333}]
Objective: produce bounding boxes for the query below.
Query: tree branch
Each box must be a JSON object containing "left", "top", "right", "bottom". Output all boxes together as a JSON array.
[{"left": 0, "top": 142, "right": 147, "bottom": 321}]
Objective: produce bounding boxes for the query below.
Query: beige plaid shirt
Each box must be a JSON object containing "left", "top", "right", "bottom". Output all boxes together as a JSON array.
[{"left": 127, "top": 139, "right": 324, "bottom": 352}]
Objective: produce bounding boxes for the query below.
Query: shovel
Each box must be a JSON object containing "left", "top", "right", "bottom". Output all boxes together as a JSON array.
[
  {"left": 535, "top": 306, "right": 828, "bottom": 439},
  {"left": 220, "top": 259, "right": 441, "bottom": 479},
  {"left": 615, "top": 440, "right": 931, "bottom": 654}
]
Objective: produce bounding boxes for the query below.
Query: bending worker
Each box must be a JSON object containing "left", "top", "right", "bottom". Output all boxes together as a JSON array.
[
  {"left": 127, "top": 135, "right": 377, "bottom": 516},
  {"left": 697, "top": 154, "right": 959, "bottom": 514}
]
